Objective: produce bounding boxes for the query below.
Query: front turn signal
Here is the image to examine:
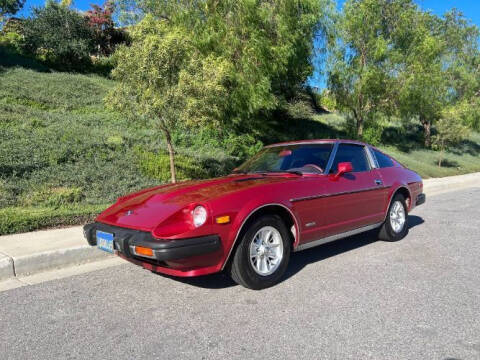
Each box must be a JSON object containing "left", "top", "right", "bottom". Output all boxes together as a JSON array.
[
  {"left": 134, "top": 246, "right": 154, "bottom": 257},
  {"left": 215, "top": 215, "right": 230, "bottom": 224}
]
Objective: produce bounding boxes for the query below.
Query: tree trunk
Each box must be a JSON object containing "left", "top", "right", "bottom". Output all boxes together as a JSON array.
[
  {"left": 161, "top": 126, "right": 176, "bottom": 183},
  {"left": 357, "top": 117, "right": 364, "bottom": 139},
  {"left": 353, "top": 109, "right": 364, "bottom": 139},
  {"left": 438, "top": 142, "right": 445, "bottom": 167},
  {"left": 420, "top": 116, "right": 431, "bottom": 148}
]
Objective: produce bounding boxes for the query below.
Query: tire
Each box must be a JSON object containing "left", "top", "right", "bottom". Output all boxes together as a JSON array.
[
  {"left": 229, "top": 214, "right": 291, "bottom": 290},
  {"left": 379, "top": 194, "right": 409, "bottom": 242}
]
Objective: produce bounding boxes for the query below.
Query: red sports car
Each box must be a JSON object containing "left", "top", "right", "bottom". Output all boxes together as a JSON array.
[{"left": 84, "top": 139, "right": 425, "bottom": 289}]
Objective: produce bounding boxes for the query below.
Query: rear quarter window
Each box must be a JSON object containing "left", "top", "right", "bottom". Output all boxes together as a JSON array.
[{"left": 372, "top": 149, "right": 395, "bottom": 168}]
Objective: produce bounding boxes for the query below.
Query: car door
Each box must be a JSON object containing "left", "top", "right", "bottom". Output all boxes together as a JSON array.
[{"left": 315, "top": 143, "right": 386, "bottom": 238}]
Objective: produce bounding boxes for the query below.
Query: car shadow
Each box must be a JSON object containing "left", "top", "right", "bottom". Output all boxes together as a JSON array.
[
  {"left": 160, "top": 271, "right": 238, "bottom": 289},
  {"left": 284, "top": 215, "right": 424, "bottom": 281},
  {"left": 157, "top": 215, "right": 425, "bottom": 289}
]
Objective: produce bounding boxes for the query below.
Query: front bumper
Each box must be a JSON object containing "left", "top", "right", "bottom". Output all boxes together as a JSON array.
[
  {"left": 416, "top": 193, "right": 426, "bottom": 206},
  {"left": 83, "top": 222, "right": 221, "bottom": 262}
]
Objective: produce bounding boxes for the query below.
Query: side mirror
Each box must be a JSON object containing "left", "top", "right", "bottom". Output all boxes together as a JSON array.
[{"left": 332, "top": 162, "right": 353, "bottom": 180}]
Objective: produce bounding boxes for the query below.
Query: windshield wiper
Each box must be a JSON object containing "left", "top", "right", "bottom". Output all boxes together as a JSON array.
[{"left": 283, "top": 170, "right": 304, "bottom": 176}]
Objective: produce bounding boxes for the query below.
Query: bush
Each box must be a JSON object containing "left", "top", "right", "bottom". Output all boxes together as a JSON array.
[
  {"left": 0, "top": 31, "right": 23, "bottom": 52},
  {"left": 91, "top": 55, "right": 115, "bottom": 76},
  {"left": 318, "top": 90, "right": 337, "bottom": 112},
  {"left": 136, "top": 148, "right": 209, "bottom": 182},
  {"left": 0, "top": 205, "right": 107, "bottom": 235},
  {"left": 22, "top": 1, "right": 94, "bottom": 70},
  {"left": 363, "top": 121, "right": 384, "bottom": 146},
  {"left": 21, "top": 186, "right": 84, "bottom": 207}
]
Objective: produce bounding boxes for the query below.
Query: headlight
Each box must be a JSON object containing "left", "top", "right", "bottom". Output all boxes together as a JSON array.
[{"left": 192, "top": 205, "right": 207, "bottom": 227}]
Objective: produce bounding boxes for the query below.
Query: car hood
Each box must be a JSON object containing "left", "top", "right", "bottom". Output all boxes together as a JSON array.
[{"left": 96, "top": 175, "right": 293, "bottom": 231}]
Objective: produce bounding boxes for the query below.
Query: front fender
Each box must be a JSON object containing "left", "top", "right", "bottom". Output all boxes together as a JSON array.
[{"left": 220, "top": 198, "right": 299, "bottom": 270}]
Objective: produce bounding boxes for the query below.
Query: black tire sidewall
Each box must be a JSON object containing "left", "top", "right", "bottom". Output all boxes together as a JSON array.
[
  {"left": 383, "top": 194, "right": 409, "bottom": 241},
  {"left": 234, "top": 214, "right": 291, "bottom": 289}
]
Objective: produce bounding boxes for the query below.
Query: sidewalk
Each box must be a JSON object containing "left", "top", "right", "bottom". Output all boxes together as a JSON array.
[
  {"left": 0, "top": 172, "right": 479, "bottom": 282},
  {"left": 422, "top": 171, "right": 480, "bottom": 196},
  {"left": 0, "top": 226, "right": 111, "bottom": 281}
]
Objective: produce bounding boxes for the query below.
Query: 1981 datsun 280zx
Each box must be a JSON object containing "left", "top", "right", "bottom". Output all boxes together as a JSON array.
[{"left": 84, "top": 139, "right": 425, "bottom": 289}]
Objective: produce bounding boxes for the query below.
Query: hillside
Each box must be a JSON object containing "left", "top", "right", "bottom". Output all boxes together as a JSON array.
[
  {"left": 1, "top": 63, "right": 480, "bottom": 235},
  {"left": 0, "top": 64, "right": 234, "bottom": 234}
]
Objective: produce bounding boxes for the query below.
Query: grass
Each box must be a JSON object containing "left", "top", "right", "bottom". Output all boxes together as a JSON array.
[
  {"left": 0, "top": 50, "right": 234, "bottom": 235},
  {"left": 1, "top": 49, "right": 479, "bottom": 235},
  {"left": 379, "top": 145, "right": 480, "bottom": 178}
]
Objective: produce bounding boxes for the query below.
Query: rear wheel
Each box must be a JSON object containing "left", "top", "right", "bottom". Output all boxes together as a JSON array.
[
  {"left": 379, "top": 194, "right": 409, "bottom": 241},
  {"left": 229, "top": 215, "right": 291, "bottom": 290}
]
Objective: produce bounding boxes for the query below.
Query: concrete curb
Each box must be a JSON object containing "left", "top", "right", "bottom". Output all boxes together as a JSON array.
[
  {"left": 423, "top": 172, "right": 480, "bottom": 196},
  {"left": 12, "top": 245, "right": 111, "bottom": 277},
  {"left": 0, "top": 172, "right": 479, "bottom": 282},
  {"left": 0, "top": 226, "right": 114, "bottom": 281},
  {"left": 0, "top": 253, "right": 15, "bottom": 281}
]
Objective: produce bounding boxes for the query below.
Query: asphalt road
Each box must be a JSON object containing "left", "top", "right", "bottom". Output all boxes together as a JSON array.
[{"left": 1, "top": 187, "right": 479, "bottom": 360}]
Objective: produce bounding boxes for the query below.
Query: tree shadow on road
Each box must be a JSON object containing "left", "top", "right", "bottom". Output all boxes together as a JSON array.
[{"left": 161, "top": 215, "right": 425, "bottom": 289}]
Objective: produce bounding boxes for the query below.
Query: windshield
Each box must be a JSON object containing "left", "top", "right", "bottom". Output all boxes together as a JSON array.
[{"left": 235, "top": 143, "right": 334, "bottom": 174}]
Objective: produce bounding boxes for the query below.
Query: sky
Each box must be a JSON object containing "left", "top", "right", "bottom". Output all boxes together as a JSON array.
[
  {"left": 17, "top": 0, "right": 480, "bottom": 25},
  {"left": 15, "top": 0, "right": 480, "bottom": 88}
]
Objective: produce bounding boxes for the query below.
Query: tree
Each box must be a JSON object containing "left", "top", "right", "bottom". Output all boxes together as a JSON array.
[
  {"left": 395, "top": 8, "right": 480, "bottom": 147},
  {"left": 110, "top": 0, "right": 334, "bottom": 181},
  {"left": 107, "top": 16, "right": 230, "bottom": 183},
  {"left": 23, "top": 1, "right": 94, "bottom": 69},
  {"left": 114, "top": 0, "right": 334, "bottom": 130},
  {"left": 327, "top": 0, "right": 414, "bottom": 138},
  {"left": 0, "top": 0, "right": 25, "bottom": 18},
  {"left": 433, "top": 110, "right": 469, "bottom": 167},
  {"left": 85, "top": 1, "right": 128, "bottom": 56}
]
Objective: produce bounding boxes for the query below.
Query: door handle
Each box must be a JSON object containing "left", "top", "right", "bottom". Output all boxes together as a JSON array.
[{"left": 375, "top": 179, "right": 383, "bottom": 185}]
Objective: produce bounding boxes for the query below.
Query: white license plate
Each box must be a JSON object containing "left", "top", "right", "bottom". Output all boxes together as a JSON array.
[{"left": 96, "top": 231, "right": 114, "bottom": 253}]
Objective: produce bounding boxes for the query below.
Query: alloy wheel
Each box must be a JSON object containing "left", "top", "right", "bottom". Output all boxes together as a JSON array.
[
  {"left": 249, "top": 226, "right": 284, "bottom": 276},
  {"left": 390, "top": 200, "right": 406, "bottom": 233}
]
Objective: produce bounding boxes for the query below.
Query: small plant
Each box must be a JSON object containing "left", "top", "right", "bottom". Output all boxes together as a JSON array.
[
  {"left": 362, "top": 121, "right": 384, "bottom": 146},
  {"left": 0, "top": 31, "right": 24, "bottom": 52},
  {"left": 135, "top": 148, "right": 209, "bottom": 183},
  {"left": 21, "top": 186, "right": 84, "bottom": 208},
  {"left": 433, "top": 115, "right": 470, "bottom": 167}
]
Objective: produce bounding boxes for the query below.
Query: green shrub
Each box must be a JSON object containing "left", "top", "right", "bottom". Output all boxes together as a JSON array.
[
  {"left": 0, "top": 205, "right": 108, "bottom": 235},
  {"left": 319, "top": 90, "right": 337, "bottom": 112},
  {"left": 22, "top": 1, "right": 94, "bottom": 70},
  {"left": 91, "top": 56, "right": 115, "bottom": 76},
  {"left": 21, "top": 186, "right": 84, "bottom": 207},
  {"left": 363, "top": 121, "right": 384, "bottom": 146},
  {"left": 222, "top": 133, "right": 263, "bottom": 160},
  {"left": 0, "top": 31, "right": 24, "bottom": 52},
  {"left": 286, "top": 99, "right": 316, "bottom": 120},
  {"left": 136, "top": 148, "right": 209, "bottom": 182}
]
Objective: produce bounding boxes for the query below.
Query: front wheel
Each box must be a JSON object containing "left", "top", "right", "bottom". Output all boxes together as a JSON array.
[
  {"left": 379, "top": 194, "right": 409, "bottom": 242},
  {"left": 229, "top": 215, "right": 291, "bottom": 290}
]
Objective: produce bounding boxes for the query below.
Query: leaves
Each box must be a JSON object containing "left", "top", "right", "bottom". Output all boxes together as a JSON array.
[
  {"left": 328, "top": 0, "right": 480, "bottom": 145},
  {"left": 22, "top": 1, "right": 94, "bottom": 69}
]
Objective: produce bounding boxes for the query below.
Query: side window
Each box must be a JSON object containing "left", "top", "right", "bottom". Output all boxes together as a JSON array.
[
  {"left": 372, "top": 149, "right": 395, "bottom": 168},
  {"left": 330, "top": 144, "right": 370, "bottom": 173}
]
